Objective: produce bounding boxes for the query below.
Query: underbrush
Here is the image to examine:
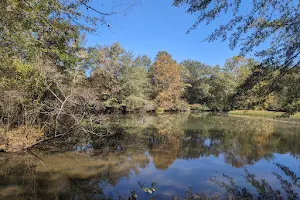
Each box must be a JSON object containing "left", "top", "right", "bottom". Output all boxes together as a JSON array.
[
  {"left": 0, "top": 126, "right": 44, "bottom": 152},
  {"left": 290, "top": 112, "right": 300, "bottom": 119},
  {"left": 189, "top": 104, "right": 210, "bottom": 112}
]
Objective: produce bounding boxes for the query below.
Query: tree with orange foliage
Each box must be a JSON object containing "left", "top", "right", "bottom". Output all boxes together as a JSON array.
[{"left": 152, "top": 52, "right": 186, "bottom": 110}]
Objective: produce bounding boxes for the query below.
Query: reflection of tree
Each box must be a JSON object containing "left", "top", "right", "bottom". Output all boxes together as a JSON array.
[
  {"left": 136, "top": 113, "right": 300, "bottom": 169},
  {"left": 149, "top": 132, "right": 181, "bottom": 170},
  {"left": 0, "top": 149, "right": 149, "bottom": 200},
  {"left": 184, "top": 115, "right": 300, "bottom": 168},
  {"left": 211, "top": 163, "right": 300, "bottom": 200},
  {"left": 147, "top": 114, "right": 188, "bottom": 170},
  {"left": 221, "top": 120, "right": 275, "bottom": 168},
  {"left": 1, "top": 113, "right": 299, "bottom": 198}
]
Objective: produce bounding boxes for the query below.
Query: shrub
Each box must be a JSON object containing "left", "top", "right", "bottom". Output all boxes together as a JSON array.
[
  {"left": 290, "top": 112, "right": 300, "bottom": 119},
  {"left": 189, "top": 104, "right": 210, "bottom": 111},
  {"left": 1, "top": 126, "right": 44, "bottom": 152},
  {"left": 125, "top": 96, "right": 149, "bottom": 112}
]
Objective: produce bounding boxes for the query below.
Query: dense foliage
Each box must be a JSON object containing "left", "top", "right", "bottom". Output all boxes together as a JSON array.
[
  {"left": 0, "top": 0, "right": 299, "bottom": 152},
  {"left": 173, "top": 0, "right": 300, "bottom": 112}
]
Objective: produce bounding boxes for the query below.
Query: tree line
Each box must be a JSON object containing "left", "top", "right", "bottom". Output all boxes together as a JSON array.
[
  {"left": 0, "top": 0, "right": 299, "bottom": 149},
  {"left": 1, "top": 41, "right": 299, "bottom": 127}
]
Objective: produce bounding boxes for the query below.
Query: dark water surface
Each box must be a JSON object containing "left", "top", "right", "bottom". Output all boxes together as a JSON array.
[{"left": 1, "top": 113, "right": 300, "bottom": 199}]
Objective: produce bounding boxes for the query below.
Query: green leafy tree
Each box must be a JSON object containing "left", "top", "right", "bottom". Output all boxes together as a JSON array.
[
  {"left": 88, "top": 43, "right": 125, "bottom": 109},
  {"left": 173, "top": 0, "right": 300, "bottom": 112},
  {"left": 119, "top": 53, "right": 152, "bottom": 111},
  {"left": 0, "top": 0, "right": 137, "bottom": 67},
  {"left": 88, "top": 43, "right": 152, "bottom": 112},
  {"left": 205, "top": 67, "right": 236, "bottom": 111},
  {"left": 181, "top": 60, "right": 212, "bottom": 105}
]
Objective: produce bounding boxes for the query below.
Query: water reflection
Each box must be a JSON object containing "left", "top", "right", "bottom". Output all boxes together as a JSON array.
[
  {"left": 140, "top": 113, "right": 300, "bottom": 168},
  {"left": 0, "top": 113, "right": 300, "bottom": 199},
  {"left": 211, "top": 163, "right": 300, "bottom": 200},
  {"left": 0, "top": 151, "right": 150, "bottom": 199}
]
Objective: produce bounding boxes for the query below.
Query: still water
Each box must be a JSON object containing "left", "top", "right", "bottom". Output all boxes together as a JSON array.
[{"left": 1, "top": 113, "right": 300, "bottom": 199}]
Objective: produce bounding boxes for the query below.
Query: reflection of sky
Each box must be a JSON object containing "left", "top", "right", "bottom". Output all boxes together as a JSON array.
[{"left": 102, "top": 153, "right": 300, "bottom": 199}]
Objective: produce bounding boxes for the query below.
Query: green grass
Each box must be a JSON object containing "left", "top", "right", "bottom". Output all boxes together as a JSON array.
[
  {"left": 228, "top": 110, "right": 300, "bottom": 119},
  {"left": 228, "top": 110, "right": 285, "bottom": 118},
  {"left": 290, "top": 112, "right": 300, "bottom": 119}
]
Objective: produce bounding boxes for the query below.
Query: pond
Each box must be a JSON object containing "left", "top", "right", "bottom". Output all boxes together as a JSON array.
[{"left": 1, "top": 113, "right": 300, "bottom": 200}]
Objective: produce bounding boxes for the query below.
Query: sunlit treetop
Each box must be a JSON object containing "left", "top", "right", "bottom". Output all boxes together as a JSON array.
[{"left": 0, "top": 0, "right": 139, "bottom": 67}]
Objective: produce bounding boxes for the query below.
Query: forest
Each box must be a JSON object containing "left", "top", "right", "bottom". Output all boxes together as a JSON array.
[{"left": 0, "top": 0, "right": 299, "bottom": 152}]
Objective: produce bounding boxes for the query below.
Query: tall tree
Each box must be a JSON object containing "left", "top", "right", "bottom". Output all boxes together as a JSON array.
[
  {"left": 88, "top": 43, "right": 125, "bottom": 108},
  {"left": 181, "top": 60, "right": 211, "bottom": 104},
  {"left": 224, "top": 56, "right": 255, "bottom": 85},
  {"left": 152, "top": 52, "right": 185, "bottom": 110},
  {"left": 88, "top": 43, "right": 152, "bottom": 111},
  {"left": 119, "top": 57, "right": 151, "bottom": 111}
]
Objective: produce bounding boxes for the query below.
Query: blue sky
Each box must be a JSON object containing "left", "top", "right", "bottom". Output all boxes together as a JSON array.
[{"left": 84, "top": 0, "right": 243, "bottom": 66}]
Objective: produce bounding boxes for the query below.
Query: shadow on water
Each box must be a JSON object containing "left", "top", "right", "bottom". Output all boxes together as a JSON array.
[{"left": 0, "top": 113, "right": 300, "bottom": 199}]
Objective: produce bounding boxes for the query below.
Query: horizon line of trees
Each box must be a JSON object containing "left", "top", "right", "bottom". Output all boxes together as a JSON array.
[
  {"left": 1, "top": 41, "right": 299, "bottom": 130},
  {"left": 0, "top": 0, "right": 299, "bottom": 144},
  {"left": 84, "top": 42, "right": 299, "bottom": 113},
  {"left": 1, "top": 42, "right": 299, "bottom": 132}
]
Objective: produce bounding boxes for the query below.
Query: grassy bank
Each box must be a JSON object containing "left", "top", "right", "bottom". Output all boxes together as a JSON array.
[{"left": 228, "top": 110, "right": 300, "bottom": 119}]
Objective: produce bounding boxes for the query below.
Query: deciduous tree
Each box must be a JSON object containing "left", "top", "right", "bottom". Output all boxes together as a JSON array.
[{"left": 152, "top": 52, "right": 186, "bottom": 110}]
